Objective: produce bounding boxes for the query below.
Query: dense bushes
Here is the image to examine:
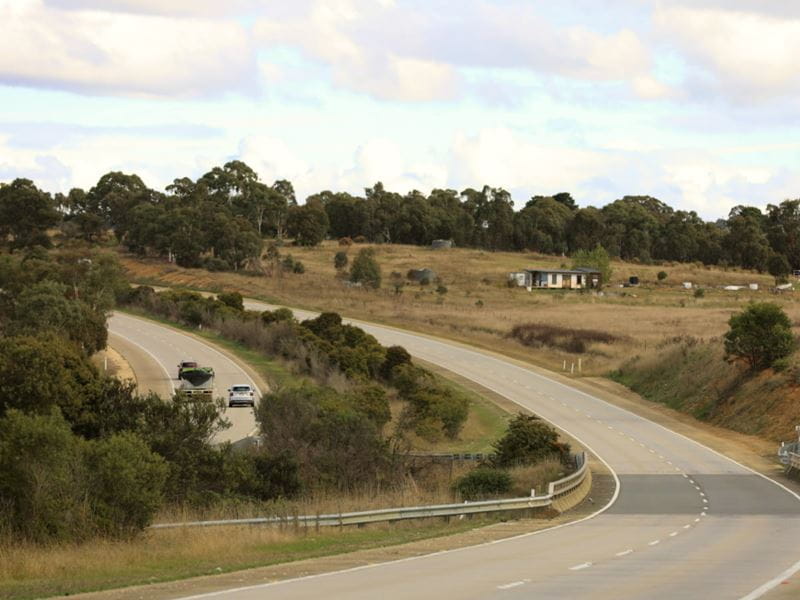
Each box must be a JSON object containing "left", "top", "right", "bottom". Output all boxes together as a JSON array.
[
  {"left": 453, "top": 468, "right": 512, "bottom": 500},
  {"left": 491, "top": 413, "right": 571, "bottom": 467},
  {"left": 123, "top": 287, "right": 471, "bottom": 441},
  {"left": 509, "top": 323, "right": 620, "bottom": 354},
  {"left": 0, "top": 411, "right": 166, "bottom": 542},
  {"left": 255, "top": 384, "right": 394, "bottom": 491}
]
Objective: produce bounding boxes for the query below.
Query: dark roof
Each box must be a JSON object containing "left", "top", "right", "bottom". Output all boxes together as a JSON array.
[{"left": 524, "top": 267, "right": 601, "bottom": 275}]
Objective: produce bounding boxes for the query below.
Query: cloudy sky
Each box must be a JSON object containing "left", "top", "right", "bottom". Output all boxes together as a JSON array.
[{"left": 1, "top": 0, "right": 799, "bottom": 219}]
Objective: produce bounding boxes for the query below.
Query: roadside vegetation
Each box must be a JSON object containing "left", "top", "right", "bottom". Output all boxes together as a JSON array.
[{"left": 612, "top": 302, "right": 799, "bottom": 440}]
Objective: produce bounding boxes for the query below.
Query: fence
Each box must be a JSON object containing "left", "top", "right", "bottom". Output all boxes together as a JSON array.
[{"left": 150, "top": 453, "right": 588, "bottom": 531}]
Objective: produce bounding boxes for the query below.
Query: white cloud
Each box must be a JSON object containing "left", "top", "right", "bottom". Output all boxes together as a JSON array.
[
  {"left": 450, "top": 128, "right": 614, "bottom": 194},
  {"left": 0, "top": 0, "right": 255, "bottom": 97},
  {"left": 656, "top": 4, "right": 800, "bottom": 100}
]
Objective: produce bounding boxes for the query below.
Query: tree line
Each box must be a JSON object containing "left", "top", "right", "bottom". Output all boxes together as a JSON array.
[{"left": 2, "top": 163, "right": 800, "bottom": 274}]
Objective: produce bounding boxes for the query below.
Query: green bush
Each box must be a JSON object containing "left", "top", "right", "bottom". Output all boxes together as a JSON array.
[
  {"left": 203, "top": 257, "right": 231, "bottom": 272},
  {"left": 693, "top": 288, "right": 705, "bottom": 298},
  {"left": 334, "top": 251, "right": 348, "bottom": 270},
  {"left": 454, "top": 468, "right": 512, "bottom": 500},
  {"left": 293, "top": 261, "right": 305, "bottom": 274},
  {"left": 350, "top": 248, "right": 381, "bottom": 289},
  {"left": 217, "top": 291, "right": 244, "bottom": 311},
  {"left": 724, "top": 302, "right": 795, "bottom": 370},
  {"left": 657, "top": 271, "right": 668, "bottom": 281},
  {"left": 491, "top": 413, "right": 570, "bottom": 467},
  {"left": 84, "top": 432, "right": 167, "bottom": 537},
  {"left": 0, "top": 410, "right": 89, "bottom": 543}
]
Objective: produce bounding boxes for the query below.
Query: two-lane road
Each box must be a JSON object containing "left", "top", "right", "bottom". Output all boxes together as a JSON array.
[
  {"left": 109, "top": 312, "right": 261, "bottom": 445},
  {"left": 108, "top": 302, "right": 800, "bottom": 599}
]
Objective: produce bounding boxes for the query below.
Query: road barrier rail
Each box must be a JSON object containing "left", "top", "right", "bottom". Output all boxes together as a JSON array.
[{"left": 151, "top": 452, "right": 587, "bottom": 531}]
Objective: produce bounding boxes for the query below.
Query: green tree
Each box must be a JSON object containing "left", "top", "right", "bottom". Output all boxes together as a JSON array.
[
  {"left": 724, "top": 303, "right": 794, "bottom": 370},
  {"left": 0, "top": 334, "right": 99, "bottom": 419},
  {"left": 286, "top": 202, "right": 329, "bottom": 246},
  {"left": 0, "top": 178, "right": 60, "bottom": 251},
  {"left": 350, "top": 248, "right": 381, "bottom": 289},
  {"left": 571, "top": 244, "right": 613, "bottom": 287},
  {"left": 84, "top": 432, "right": 167, "bottom": 537},
  {"left": 768, "top": 253, "right": 791, "bottom": 284},
  {"left": 0, "top": 410, "right": 88, "bottom": 542},
  {"left": 491, "top": 413, "right": 570, "bottom": 467}
]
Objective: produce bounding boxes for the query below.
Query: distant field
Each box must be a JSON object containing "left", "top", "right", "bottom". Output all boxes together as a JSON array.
[{"left": 121, "top": 242, "right": 800, "bottom": 376}]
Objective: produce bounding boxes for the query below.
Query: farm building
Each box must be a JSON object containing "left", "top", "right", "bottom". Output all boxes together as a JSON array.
[{"left": 508, "top": 267, "right": 601, "bottom": 290}]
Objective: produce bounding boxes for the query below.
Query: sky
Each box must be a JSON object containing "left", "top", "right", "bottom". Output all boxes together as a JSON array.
[{"left": 1, "top": 0, "right": 800, "bottom": 219}]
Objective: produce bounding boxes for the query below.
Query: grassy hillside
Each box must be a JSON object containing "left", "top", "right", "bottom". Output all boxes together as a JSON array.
[
  {"left": 120, "top": 241, "right": 800, "bottom": 377},
  {"left": 119, "top": 241, "right": 800, "bottom": 444},
  {"left": 611, "top": 337, "right": 800, "bottom": 442}
]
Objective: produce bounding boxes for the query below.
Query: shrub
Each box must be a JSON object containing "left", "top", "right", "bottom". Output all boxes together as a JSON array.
[
  {"left": 351, "top": 384, "right": 391, "bottom": 429},
  {"left": 203, "top": 257, "right": 231, "bottom": 272},
  {"left": 657, "top": 271, "right": 668, "bottom": 281},
  {"left": 250, "top": 451, "right": 301, "bottom": 500},
  {"left": 381, "top": 345, "right": 412, "bottom": 379},
  {"left": 217, "top": 291, "right": 244, "bottom": 311},
  {"left": 724, "top": 302, "right": 795, "bottom": 370},
  {"left": 353, "top": 235, "right": 367, "bottom": 244},
  {"left": 84, "top": 432, "right": 167, "bottom": 537},
  {"left": 292, "top": 261, "right": 305, "bottom": 274},
  {"left": 350, "top": 248, "right": 381, "bottom": 289},
  {"left": 334, "top": 251, "right": 349, "bottom": 270},
  {"left": 693, "top": 288, "right": 705, "bottom": 298},
  {"left": 261, "top": 307, "right": 294, "bottom": 324},
  {"left": 491, "top": 413, "right": 570, "bottom": 467},
  {"left": 509, "top": 323, "right": 619, "bottom": 354},
  {"left": 0, "top": 410, "right": 89, "bottom": 543},
  {"left": 454, "top": 468, "right": 512, "bottom": 500},
  {"left": 436, "top": 284, "right": 448, "bottom": 295},
  {"left": 338, "top": 237, "right": 353, "bottom": 246},
  {"left": 281, "top": 255, "right": 295, "bottom": 272}
]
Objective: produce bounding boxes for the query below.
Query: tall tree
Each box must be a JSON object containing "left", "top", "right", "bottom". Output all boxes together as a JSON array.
[{"left": 0, "top": 178, "right": 60, "bottom": 251}]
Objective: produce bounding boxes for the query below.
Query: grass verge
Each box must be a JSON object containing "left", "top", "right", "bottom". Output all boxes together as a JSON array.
[{"left": 0, "top": 518, "right": 496, "bottom": 600}]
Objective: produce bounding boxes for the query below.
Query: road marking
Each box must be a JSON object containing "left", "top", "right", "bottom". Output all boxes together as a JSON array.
[
  {"left": 700, "top": 492, "right": 705, "bottom": 496},
  {"left": 695, "top": 518, "right": 701, "bottom": 522},
  {"left": 669, "top": 531, "right": 678, "bottom": 537},
  {"left": 702, "top": 498, "right": 708, "bottom": 503},
  {"left": 615, "top": 549, "right": 633, "bottom": 557},
  {"left": 649, "top": 449, "right": 656, "bottom": 453},
  {"left": 682, "top": 474, "right": 689, "bottom": 478},
  {"left": 648, "top": 540, "right": 660, "bottom": 546},
  {"left": 701, "top": 511, "right": 707, "bottom": 516},
  {"left": 683, "top": 524, "right": 691, "bottom": 529},
  {"left": 569, "top": 562, "right": 592, "bottom": 571},
  {"left": 497, "top": 581, "right": 526, "bottom": 590}
]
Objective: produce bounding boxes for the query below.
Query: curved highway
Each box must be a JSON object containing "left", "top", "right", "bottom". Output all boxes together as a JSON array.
[
  {"left": 109, "top": 312, "right": 261, "bottom": 445},
  {"left": 108, "top": 302, "right": 800, "bottom": 599}
]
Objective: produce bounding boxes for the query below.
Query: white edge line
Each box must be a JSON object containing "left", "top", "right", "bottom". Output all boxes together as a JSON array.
[
  {"left": 108, "top": 328, "right": 174, "bottom": 391},
  {"left": 168, "top": 330, "right": 623, "bottom": 599},
  {"left": 187, "top": 296, "right": 800, "bottom": 600},
  {"left": 112, "top": 313, "right": 262, "bottom": 398}
]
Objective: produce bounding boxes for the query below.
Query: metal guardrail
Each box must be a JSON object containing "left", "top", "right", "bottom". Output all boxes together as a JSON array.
[{"left": 151, "top": 452, "right": 588, "bottom": 531}]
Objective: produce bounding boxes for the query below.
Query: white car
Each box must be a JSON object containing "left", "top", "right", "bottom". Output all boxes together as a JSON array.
[{"left": 228, "top": 384, "right": 255, "bottom": 407}]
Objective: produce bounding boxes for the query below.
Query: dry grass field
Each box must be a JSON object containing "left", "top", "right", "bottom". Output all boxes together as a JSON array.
[{"left": 120, "top": 242, "right": 800, "bottom": 376}]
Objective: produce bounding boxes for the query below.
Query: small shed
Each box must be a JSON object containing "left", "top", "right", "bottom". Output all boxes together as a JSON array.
[{"left": 431, "top": 239, "right": 453, "bottom": 249}]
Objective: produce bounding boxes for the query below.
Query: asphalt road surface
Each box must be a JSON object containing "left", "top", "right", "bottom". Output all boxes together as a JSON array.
[
  {"left": 110, "top": 303, "right": 800, "bottom": 599},
  {"left": 108, "top": 312, "right": 261, "bottom": 445}
]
